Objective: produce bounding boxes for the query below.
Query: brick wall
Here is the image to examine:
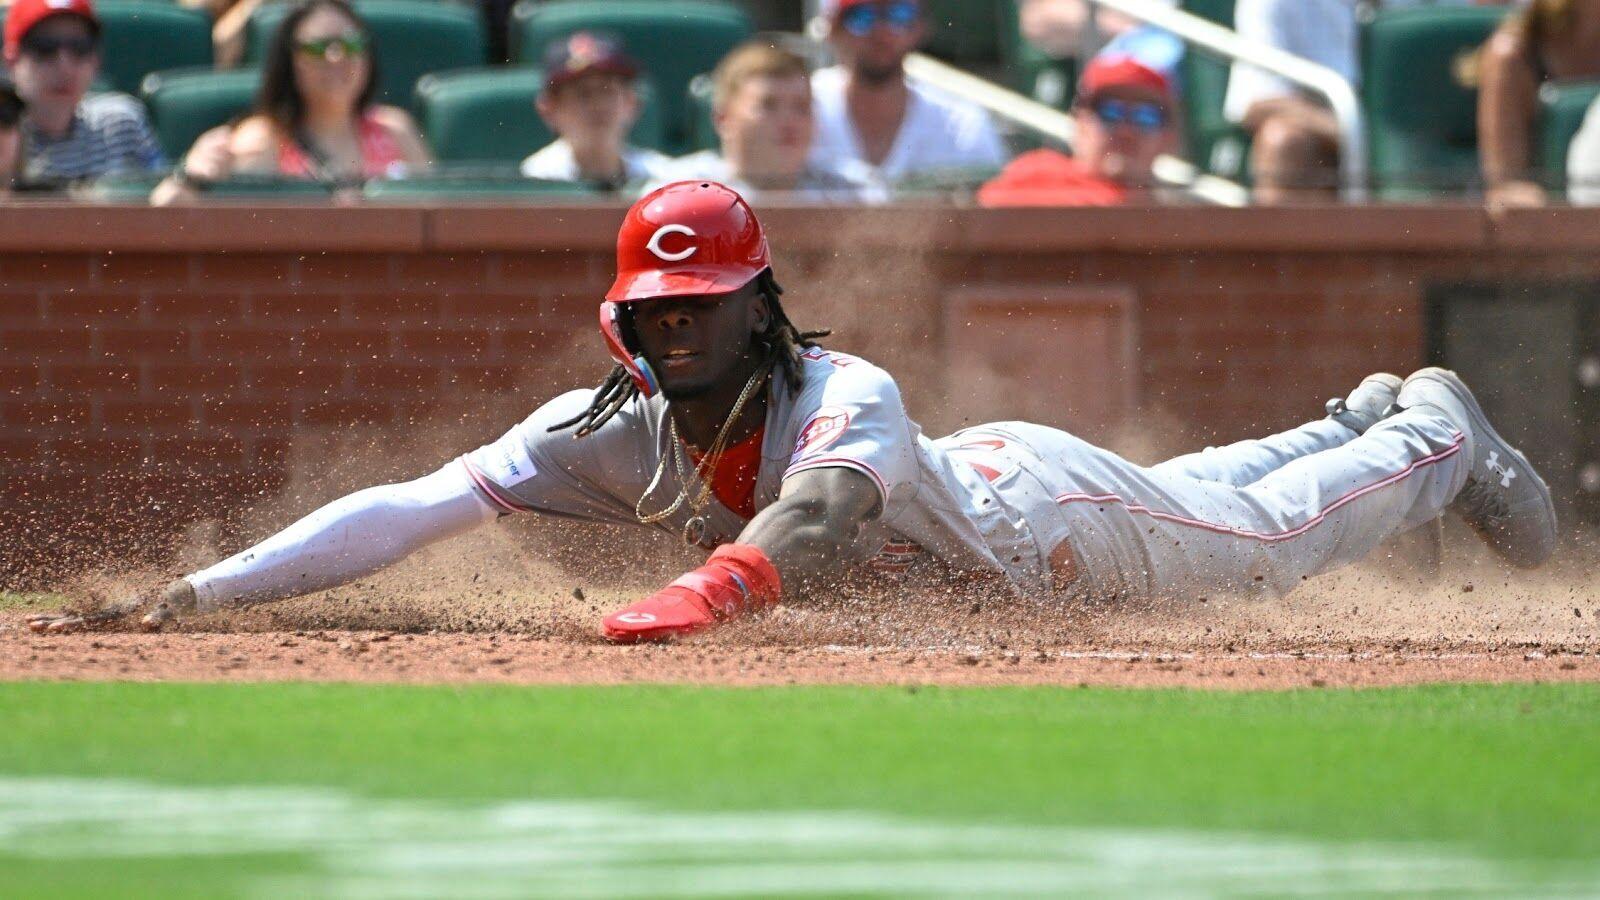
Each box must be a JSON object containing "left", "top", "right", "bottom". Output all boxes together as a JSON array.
[{"left": 2, "top": 204, "right": 1596, "bottom": 582}]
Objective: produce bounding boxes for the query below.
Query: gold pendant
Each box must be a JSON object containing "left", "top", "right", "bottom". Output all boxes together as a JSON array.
[{"left": 684, "top": 516, "right": 708, "bottom": 547}]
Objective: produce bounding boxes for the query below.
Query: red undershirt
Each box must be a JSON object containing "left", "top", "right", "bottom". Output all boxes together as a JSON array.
[{"left": 686, "top": 426, "right": 766, "bottom": 520}]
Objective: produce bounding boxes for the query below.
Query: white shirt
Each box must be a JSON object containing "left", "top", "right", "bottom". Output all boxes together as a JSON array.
[
  {"left": 519, "top": 139, "right": 671, "bottom": 185},
  {"left": 647, "top": 150, "right": 874, "bottom": 203},
  {"left": 808, "top": 65, "right": 1007, "bottom": 194},
  {"left": 1568, "top": 93, "right": 1600, "bottom": 205}
]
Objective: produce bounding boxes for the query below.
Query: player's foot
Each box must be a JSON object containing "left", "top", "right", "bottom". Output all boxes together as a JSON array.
[
  {"left": 601, "top": 591, "right": 720, "bottom": 644},
  {"left": 25, "top": 579, "right": 196, "bottom": 634},
  {"left": 1396, "top": 368, "right": 1557, "bottom": 568},
  {"left": 1325, "top": 373, "right": 1402, "bottom": 435}
]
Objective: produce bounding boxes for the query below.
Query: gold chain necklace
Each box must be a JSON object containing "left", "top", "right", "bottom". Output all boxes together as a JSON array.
[{"left": 635, "top": 364, "right": 771, "bottom": 545}]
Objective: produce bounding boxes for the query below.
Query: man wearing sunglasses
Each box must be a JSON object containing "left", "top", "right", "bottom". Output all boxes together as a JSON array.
[
  {"left": 810, "top": 0, "right": 1005, "bottom": 196},
  {"left": 0, "top": 0, "right": 164, "bottom": 188},
  {"left": 978, "top": 47, "right": 1180, "bottom": 206}
]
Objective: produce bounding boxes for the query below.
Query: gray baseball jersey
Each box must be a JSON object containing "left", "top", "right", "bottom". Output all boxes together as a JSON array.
[{"left": 462, "top": 348, "right": 1471, "bottom": 603}]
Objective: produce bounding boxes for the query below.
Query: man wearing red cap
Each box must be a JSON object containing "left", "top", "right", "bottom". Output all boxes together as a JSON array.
[
  {"left": 978, "top": 51, "right": 1180, "bottom": 207},
  {"left": 1, "top": 0, "right": 165, "bottom": 188},
  {"left": 31, "top": 182, "right": 1558, "bottom": 641}
]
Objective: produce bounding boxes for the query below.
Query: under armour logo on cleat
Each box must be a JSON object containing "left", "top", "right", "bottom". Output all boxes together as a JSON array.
[{"left": 1485, "top": 451, "right": 1516, "bottom": 488}]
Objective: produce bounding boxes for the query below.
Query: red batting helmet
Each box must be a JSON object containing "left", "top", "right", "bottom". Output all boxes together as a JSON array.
[{"left": 602, "top": 181, "right": 772, "bottom": 397}]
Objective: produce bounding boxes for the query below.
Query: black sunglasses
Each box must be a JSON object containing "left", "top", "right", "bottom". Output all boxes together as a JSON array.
[{"left": 19, "top": 33, "right": 98, "bottom": 61}]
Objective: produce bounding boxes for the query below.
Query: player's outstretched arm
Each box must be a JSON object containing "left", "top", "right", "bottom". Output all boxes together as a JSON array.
[
  {"left": 600, "top": 467, "right": 882, "bottom": 643},
  {"left": 29, "top": 461, "right": 498, "bottom": 633}
]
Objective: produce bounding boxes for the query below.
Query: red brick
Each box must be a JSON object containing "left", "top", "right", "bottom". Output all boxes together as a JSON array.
[
  {"left": 202, "top": 399, "right": 294, "bottom": 429},
  {"left": 301, "top": 399, "right": 393, "bottom": 425},
  {"left": 48, "top": 437, "right": 145, "bottom": 464},
  {"left": 343, "top": 293, "right": 443, "bottom": 322},
  {"left": 192, "top": 253, "right": 298, "bottom": 286},
  {"left": 151, "top": 437, "right": 248, "bottom": 466},
  {"left": 47, "top": 364, "right": 138, "bottom": 391},
  {"left": 443, "top": 365, "right": 522, "bottom": 391},
  {"left": 298, "top": 327, "right": 392, "bottom": 360},
  {"left": 0, "top": 254, "right": 94, "bottom": 287},
  {"left": 245, "top": 364, "right": 344, "bottom": 395},
  {"left": 147, "top": 363, "right": 242, "bottom": 392},
  {"left": 443, "top": 293, "right": 541, "bottom": 319},
  {"left": 0, "top": 437, "right": 41, "bottom": 467},
  {"left": 43, "top": 292, "right": 144, "bottom": 320},
  {"left": 0, "top": 292, "right": 43, "bottom": 320},
  {"left": 1, "top": 400, "right": 92, "bottom": 426},
  {"left": 395, "top": 253, "right": 491, "bottom": 289},
  {"left": 0, "top": 364, "right": 42, "bottom": 394},
  {"left": 298, "top": 253, "right": 393, "bottom": 285},
  {"left": 198, "top": 329, "right": 294, "bottom": 359},
  {"left": 399, "top": 330, "right": 491, "bottom": 359},
  {"left": 250, "top": 293, "right": 341, "bottom": 325},
  {"left": 498, "top": 328, "right": 565, "bottom": 357},
  {"left": 100, "top": 328, "right": 190, "bottom": 359},
  {"left": 251, "top": 436, "right": 293, "bottom": 469},
  {"left": 95, "top": 253, "right": 194, "bottom": 287},
  {"left": 103, "top": 400, "right": 194, "bottom": 427},
  {"left": 1, "top": 326, "right": 93, "bottom": 358},
  {"left": 148, "top": 293, "right": 245, "bottom": 322},
  {"left": 352, "top": 365, "right": 438, "bottom": 393}
]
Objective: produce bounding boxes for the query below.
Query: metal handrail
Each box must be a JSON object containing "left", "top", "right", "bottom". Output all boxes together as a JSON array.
[
  {"left": 902, "top": 52, "right": 1249, "bottom": 206},
  {"left": 1085, "top": 0, "right": 1368, "bottom": 201}
]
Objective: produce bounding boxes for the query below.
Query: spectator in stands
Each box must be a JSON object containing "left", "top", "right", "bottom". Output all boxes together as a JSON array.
[
  {"left": 520, "top": 32, "right": 669, "bottom": 190},
  {"left": 811, "top": 0, "right": 1006, "bottom": 192},
  {"left": 0, "top": 0, "right": 165, "bottom": 188},
  {"left": 0, "top": 74, "right": 22, "bottom": 195},
  {"left": 214, "top": 0, "right": 428, "bottom": 188},
  {"left": 978, "top": 39, "right": 1182, "bottom": 206},
  {"left": 1567, "top": 91, "right": 1600, "bottom": 205},
  {"left": 656, "top": 41, "right": 866, "bottom": 201},
  {"left": 1478, "top": 0, "right": 1600, "bottom": 208},
  {"left": 1018, "top": 0, "right": 1175, "bottom": 63},
  {"left": 1223, "top": 0, "right": 1355, "bottom": 203}
]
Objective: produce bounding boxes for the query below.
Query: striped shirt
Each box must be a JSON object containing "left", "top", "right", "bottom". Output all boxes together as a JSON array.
[{"left": 21, "top": 92, "right": 166, "bottom": 183}]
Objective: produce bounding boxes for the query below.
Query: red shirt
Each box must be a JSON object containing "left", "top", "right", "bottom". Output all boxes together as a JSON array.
[
  {"left": 976, "top": 149, "right": 1129, "bottom": 207},
  {"left": 687, "top": 426, "right": 765, "bottom": 520}
]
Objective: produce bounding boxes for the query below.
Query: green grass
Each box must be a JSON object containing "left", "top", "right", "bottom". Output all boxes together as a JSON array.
[
  {"left": 0, "top": 591, "right": 59, "bottom": 611},
  {"left": 1, "top": 681, "right": 1597, "bottom": 897}
]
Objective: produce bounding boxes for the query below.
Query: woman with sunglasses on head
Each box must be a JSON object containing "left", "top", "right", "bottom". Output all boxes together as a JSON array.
[{"left": 160, "top": 0, "right": 429, "bottom": 200}]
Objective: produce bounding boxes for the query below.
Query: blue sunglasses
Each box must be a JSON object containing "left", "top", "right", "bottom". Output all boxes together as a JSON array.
[
  {"left": 1088, "top": 98, "right": 1169, "bottom": 132},
  {"left": 839, "top": 2, "right": 920, "bottom": 37}
]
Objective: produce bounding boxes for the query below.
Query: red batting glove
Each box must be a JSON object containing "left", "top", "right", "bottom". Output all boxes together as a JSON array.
[{"left": 602, "top": 543, "right": 782, "bottom": 644}]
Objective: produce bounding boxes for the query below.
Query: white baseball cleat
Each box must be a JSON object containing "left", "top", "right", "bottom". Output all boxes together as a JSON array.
[
  {"left": 1325, "top": 373, "right": 1403, "bottom": 435},
  {"left": 1396, "top": 368, "right": 1557, "bottom": 568}
]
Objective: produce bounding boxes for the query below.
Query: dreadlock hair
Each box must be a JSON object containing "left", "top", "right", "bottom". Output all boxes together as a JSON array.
[{"left": 548, "top": 270, "right": 830, "bottom": 438}]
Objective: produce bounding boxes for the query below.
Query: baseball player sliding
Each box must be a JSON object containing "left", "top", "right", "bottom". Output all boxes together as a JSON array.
[{"left": 31, "top": 181, "right": 1558, "bottom": 641}]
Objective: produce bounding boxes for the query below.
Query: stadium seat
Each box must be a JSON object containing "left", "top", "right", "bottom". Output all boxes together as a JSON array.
[
  {"left": 1178, "top": 0, "right": 1248, "bottom": 181},
  {"left": 920, "top": 0, "right": 1002, "bottom": 70},
  {"left": 686, "top": 72, "right": 716, "bottom": 154},
  {"left": 87, "top": 172, "right": 336, "bottom": 201},
  {"left": 243, "top": 0, "right": 486, "bottom": 110},
  {"left": 998, "top": 0, "right": 1075, "bottom": 111},
  {"left": 0, "top": 0, "right": 213, "bottom": 96},
  {"left": 363, "top": 174, "right": 599, "bottom": 201},
  {"left": 510, "top": 0, "right": 752, "bottom": 154},
  {"left": 140, "top": 68, "right": 261, "bottom": 160},
  {"left": 415, "top": 67, "right": 664, "bottom": 165},
  {"left": 1537, "top": 80, "right": 1600, "bottom": 193},
  {"left": 1360, "top": 5, "right": 1509, "bottom": 198}
]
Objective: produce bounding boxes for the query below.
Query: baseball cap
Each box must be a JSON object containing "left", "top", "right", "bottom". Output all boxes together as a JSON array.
[
  {"left": 1077, "top": 27, "right": 1182, "bottom": 105},
  {"left": 820, "top": 0, "right": 916, "bottom": 19},
  {"left": 3, "top": 0, "right": 100, "bottom": 63},
  {"left": 541, "top": 31, "right": 638, "bottom": 94}
]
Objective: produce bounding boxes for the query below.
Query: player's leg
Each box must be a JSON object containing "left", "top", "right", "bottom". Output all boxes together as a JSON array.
[
  {"left": 1151, "top": 374, "right": 1400, "bottom": 487},
  {"left": 1040, "top": 371, "right": 1553, "bottom": 600}
]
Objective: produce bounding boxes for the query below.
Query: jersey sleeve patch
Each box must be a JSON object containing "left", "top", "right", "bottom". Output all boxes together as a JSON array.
[
  {"left": 791, "top": 406, "right": 852, "bottom": 464},
  {"left": 477, "top": 439, "right": 538, "bottom": 488}
]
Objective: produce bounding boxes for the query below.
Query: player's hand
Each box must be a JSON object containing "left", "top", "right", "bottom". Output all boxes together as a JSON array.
[{"left": 26, "top": 579, "right": 197, "bottom": 634}]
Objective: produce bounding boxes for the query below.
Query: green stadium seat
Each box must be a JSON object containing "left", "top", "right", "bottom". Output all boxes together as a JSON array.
[
  {"left": 1360, "top": 5, "right": 1509, "bottom": 199},
  {"left": 363, "top": 173, "right": 599, "bottom": 201},
  {"left": 415, "top": 67, "right": 663, "bottom": 165},
  {"left": 510, "top": 0, "right": 752, "bottom": 154},
  {"left": 920, "top": 0, "right": 1002, "bottom": 69},
  {"left": 1537, "top": 80, "right": 1600, "bottom": 193},
  {"left": 86, "top": 171, "right": 336, "bottom": 201},
  {"left": 686, "top": 72, "right": 716, "bottom": 154},
  {"left": 1178, "top": 0, "right": 1248, "bottom": 181},
  {"left": 243, "top": 0, "right": 486, "bottom": 110},
  {"left": 140, "top": 67, "right": 260, "bottom": 159},
  {"left": 0, "top": 0, "right": 213, "bottom": 96}
]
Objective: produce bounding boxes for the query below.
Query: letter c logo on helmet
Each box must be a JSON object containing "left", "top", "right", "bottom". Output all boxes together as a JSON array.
[{"left": 645, "top": 224, "right": 698, "bottom": 262}]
